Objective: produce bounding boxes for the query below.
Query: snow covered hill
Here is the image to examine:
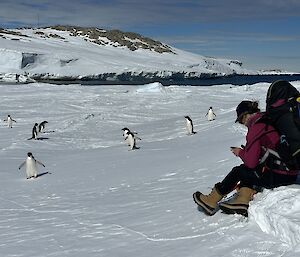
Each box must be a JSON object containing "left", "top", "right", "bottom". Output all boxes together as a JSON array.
[
  {"left": 1, "top": 81, "right": 300, "bottom": 256},
  {"left": 0, "top": 26, "right": 253, "bottom": 83}
]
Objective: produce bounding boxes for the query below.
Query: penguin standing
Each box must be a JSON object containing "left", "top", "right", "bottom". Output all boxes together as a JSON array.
[
  {"left": 3, "top": 115, "right": 16, "bottom": 128},
  {"left": 18, "top": 152, "right": 45, "bottom": 179},
  {"left": 205, "top": 107, "right": 216, "bottom": 121},
  {"left": 38, "top": 121, "right": 48, "bottom": 133},
  {"left": 29, "top": 123, "right": 39, "bottom": 140},
  {"left": 184, "top": 116, "right": 196, "bottom": 135},
  {"left": 124, "top": 132, "right": 139, "bottom": 150}
]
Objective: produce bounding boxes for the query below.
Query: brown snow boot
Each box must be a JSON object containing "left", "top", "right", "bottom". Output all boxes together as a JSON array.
[
  {"left": 193, "top": 186, "right": 224, "bottom": 216},
  {"left": 219, "top": 187, "right": 255, "bottom": 217}
]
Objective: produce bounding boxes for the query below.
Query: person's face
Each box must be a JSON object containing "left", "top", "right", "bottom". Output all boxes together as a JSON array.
[{"left": 239, "top": 113, "right": 250, "bottom": 125}]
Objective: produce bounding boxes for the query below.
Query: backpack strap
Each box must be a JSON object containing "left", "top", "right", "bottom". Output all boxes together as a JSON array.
[
  {"left": 259, "top": 146, "right": 298, "bottom": 175},
  {"left": 260, "top": 146, "right": 280, "bottom": 164},
  {"left": 245, "top": 116, "right": 277, "bottom": 150}
]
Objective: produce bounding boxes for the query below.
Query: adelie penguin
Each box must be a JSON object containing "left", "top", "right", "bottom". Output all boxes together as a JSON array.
[
  {"left": 18, "top": 152, "right": 45, "bottom": 179},
  {"left": 124, "top": 131, "right": 140, "bottom": 150},
  {"left": 3, "top": 115, "right": 16, "bottom": 128},
  {"left": 184, "top": 116, "right": 196, "bottom": 135},
  {"left": 38, "top": 121, "right": 48, "bottom": 133},
  {"left": 205, "top": 107, "right": 216, "bottom": 121},
  {"left": 122, "top": 127, "right": 140, "bottom": 146},
  {"left": 28, "top": 123, "right": 39, "bottom": 140}
]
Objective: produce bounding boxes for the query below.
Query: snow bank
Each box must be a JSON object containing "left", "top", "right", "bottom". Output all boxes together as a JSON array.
[
  {"left": 135, "top": 82, "right": 167, "bottom": 93},
  {"left": 249, "top": 186, "right": 300, "bottom": 250},
  {"left": 0, "top": 48, "right": 43, "bottom": 81},
  {"left": 0, "top": 48, "right": 22, "bottom": 71}
]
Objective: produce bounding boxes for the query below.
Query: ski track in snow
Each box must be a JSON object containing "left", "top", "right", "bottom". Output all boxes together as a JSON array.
[{"left": 0, "top": 82, "right": 300, "bottom": 256}]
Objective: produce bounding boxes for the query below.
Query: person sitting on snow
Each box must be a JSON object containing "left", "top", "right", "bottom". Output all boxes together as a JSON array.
[{"left": 193, "top": 100, "right": 298, "bottom": 217}]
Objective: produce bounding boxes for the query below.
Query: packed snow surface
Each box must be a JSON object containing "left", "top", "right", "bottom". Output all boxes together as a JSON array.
[{"left": 1, "top": 81, "right": 300, "bottom": 256}]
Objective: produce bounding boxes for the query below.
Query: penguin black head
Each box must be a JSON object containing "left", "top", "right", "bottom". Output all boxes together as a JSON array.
[
  {"left": 27, "top": 152, "right": 33, "bottom": 157},
  {"left": 122, "top": 127, "right": 130, "bottom": 131},
  {"left": 184, "top": 116, "right": 192, "bottom": 121},
  {"left": 42, "top": 121, "right": 48, "bottom": 124},
  {"left": 209, "top": 106, "right": 213, "bottom": 109},
  {"left": 8, "top": 115, "right": 11, "bottom": 117},
  {"left": 35, "top": 123, "right": 38, "bottom": 126}
]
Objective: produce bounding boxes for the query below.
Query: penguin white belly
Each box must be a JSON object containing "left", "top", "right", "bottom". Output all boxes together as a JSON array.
[
  {"left": 207, "top": 110, "right": 215, "bottom": 121},
  {"left": 33, "top": 129, "right": 38, "bottom": 139},
  {"left": 186, "top": 121, "right": 193, "bottom": 134},
  {"left": 26, "top": 159, "right": 37, "bottom": 178},
  {"left": 123, "top": 131, "right": 130, "bottom": 145},
  {"left": 128, "top": 136, "right": 135, "bottom": 150}
]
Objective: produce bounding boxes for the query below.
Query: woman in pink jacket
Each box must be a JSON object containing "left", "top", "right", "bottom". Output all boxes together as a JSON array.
[{"left": 193, "top": 100, "right": 298, "bottom": 217}]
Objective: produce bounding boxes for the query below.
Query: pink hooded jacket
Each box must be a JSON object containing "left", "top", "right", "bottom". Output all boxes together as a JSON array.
[{"left": 238, "top": 112, "right": 280, "bottom": 169}]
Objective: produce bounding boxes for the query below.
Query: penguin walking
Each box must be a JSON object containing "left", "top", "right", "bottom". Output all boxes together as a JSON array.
[
  {"left": 18, "top": 152, "right": 45, "bottom": 179},
  {"left": 28, "top": 123, "right": 39, "bottom": 140},
  {"left": 205, "top": 107, "right": 216, "bottom": 121},
  {"left": 122, "top": 127, "right": 131, "bottom": 145},
  {"left": 122, "top": 127, "right": 140, "bottom": 145},
  {"left": 124, "top": 131, "right": 139, "bottom": 150},
  {"left": 38, "top": 121, "right": 48, "bottom": 133},
  {"left": 184, "top": 116, "right": 196, "bottom": 135},
  {"left": 3, "top": 115, "right": 16, "bottom": 128}
]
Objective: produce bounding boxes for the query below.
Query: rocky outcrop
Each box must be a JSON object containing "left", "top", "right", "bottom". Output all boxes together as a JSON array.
[{"left": 47, "top": 25, "right": 174, "bottom": 54}]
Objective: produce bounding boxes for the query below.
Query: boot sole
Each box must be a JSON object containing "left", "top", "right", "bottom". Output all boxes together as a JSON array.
[
  {"left": 193, "top": 191, "right": 216, "bottom": 216},
  {"left": 219, "top": 203, "right": 248, "bottom": 217}
]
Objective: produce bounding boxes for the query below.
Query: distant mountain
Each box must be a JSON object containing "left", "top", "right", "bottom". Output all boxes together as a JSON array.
[{"left": 0, "top": 26, "right": 254, "bottom": 84}]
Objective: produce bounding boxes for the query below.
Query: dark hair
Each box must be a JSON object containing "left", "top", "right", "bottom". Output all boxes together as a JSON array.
[{"left": 235, "top": 101, "right": 260, "bottom": 123}]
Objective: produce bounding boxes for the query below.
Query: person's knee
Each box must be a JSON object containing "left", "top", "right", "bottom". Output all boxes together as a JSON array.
[{"left": 231, "top": 165, "right": 247, "bottom": 176}]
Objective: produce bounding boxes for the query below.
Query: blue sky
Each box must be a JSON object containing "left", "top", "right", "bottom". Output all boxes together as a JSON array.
[{"left": 0, "top": 0, "right": 300, "bottom": 72}]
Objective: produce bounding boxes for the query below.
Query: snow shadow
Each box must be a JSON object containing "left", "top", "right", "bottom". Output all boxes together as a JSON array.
[
  {"left": 36, "top": 171, "right": 51, "bottom": 178},
  {"left": 36, "top": 137, "right": 50, "bottom": 140}
]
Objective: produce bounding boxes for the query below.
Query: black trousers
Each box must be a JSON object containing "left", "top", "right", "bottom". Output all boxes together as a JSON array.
[{"left": 216, "top": 164, "right": 297, "bottom": 195}]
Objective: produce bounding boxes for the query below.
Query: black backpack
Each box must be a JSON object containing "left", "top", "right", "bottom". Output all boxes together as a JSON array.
[{"left": 264, "top": 80, "right": 300, "bottom": 170}]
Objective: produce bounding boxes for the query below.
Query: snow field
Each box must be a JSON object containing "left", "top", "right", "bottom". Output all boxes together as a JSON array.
[{"left": 0, "top": 81, "right": 300, "bottom": 256}]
